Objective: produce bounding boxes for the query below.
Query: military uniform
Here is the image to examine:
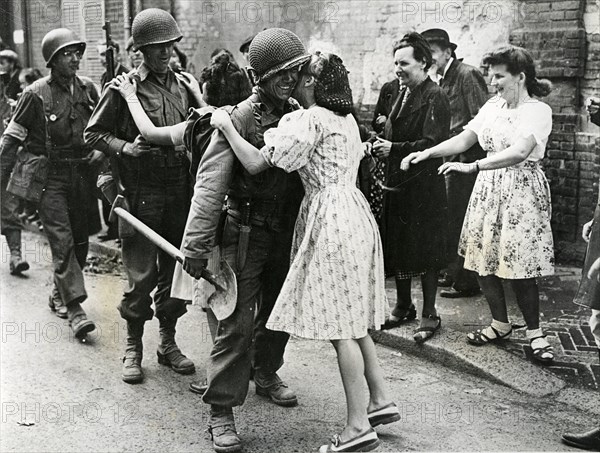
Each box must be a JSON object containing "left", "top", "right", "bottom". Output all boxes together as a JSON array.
[{"left": 4, "top": 73, "right": 99, "bottom": 303}]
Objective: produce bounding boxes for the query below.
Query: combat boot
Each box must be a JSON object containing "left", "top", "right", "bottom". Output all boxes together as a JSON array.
[
  {"left": 156, "top": 316, "right": 195, "bottom": 374},
  {"left": 5, "top": 230, "right": 29, "bottom": 275},
  {"left": 208, "top": 406, "right": 242, "bottom": 453},
  {"left": 122, "top": 321, "right": 144, "bottom": 384},
  {"left": 67, "top": 301, "right": 96, "bottom": 339}
]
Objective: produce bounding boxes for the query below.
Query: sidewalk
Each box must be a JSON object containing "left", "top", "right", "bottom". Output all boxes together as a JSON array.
[{"left": 85, "top": 231, "right": 599, "bottom": 405}]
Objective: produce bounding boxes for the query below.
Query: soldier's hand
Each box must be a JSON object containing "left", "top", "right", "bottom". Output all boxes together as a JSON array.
[
  {"left": 183, "top": 257, "right": 209, "bottom": 280},
  {"left": 582, "top": 219, "right": 594, "bottom": 243},
  {"left": 87, "top": 150, "right": 106, "bottom": 165},
  {"left": 210, "top": 109, "right": 234, "bottom": 132},
  {"left": 122, "top": 135, "right": 153, "bottom": 157}
]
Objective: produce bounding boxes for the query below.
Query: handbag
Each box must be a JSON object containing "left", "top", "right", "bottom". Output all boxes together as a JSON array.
[{"left": 7, "top": 148, "right": 49, "bottom": 203}]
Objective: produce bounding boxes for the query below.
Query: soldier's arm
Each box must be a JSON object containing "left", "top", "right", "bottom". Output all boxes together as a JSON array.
[
  {"left": 181, "top": 112, "right": 245, "bottom": 260},
  {"left": 84, "top": 87, "right": 130, "bottom": 157}
]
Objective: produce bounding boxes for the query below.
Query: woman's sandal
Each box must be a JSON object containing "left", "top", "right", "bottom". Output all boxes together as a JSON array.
[
  {"left": 530, "top": 336, "right": 554, "bottom": 364},
  {"left": 467, "top": 326, "right": 512, "bottom": 346},
  {"left": 413, "top": 315, "right": 441, "bottom": 343},
  {"left": 381, "top": 304, "right": 417, "bottom": 330},
  {"left": 318, "top": 428, "right": 380, "bottom": 453}
]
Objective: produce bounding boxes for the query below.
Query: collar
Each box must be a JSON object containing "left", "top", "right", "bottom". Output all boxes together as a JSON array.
[
  {"left": 442, "top": 57, "right": 454, "bottom": 79},
  {"left": 48, "top": 72, "right": 81, "bottom": 92},
  {"left": 252, "top": 90, "right": 297, "bottom": 125}
]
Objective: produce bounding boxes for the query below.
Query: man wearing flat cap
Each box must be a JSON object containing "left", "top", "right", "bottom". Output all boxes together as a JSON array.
[
  {"left": 422, "top": 28, "right": 488, "bottom": 299},
  {"left": 181, "top": 27, "right": 309, "bottom": 453}
]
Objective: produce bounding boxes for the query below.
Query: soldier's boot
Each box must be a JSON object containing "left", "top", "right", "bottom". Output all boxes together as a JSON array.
[
  {"left": 67, "top": 301, "right": 96, "bottom": 340},
  {"left": 208, "top": 406, "right": 242, "bottom": 453},
  {"left": 48, "top": 285, "right": 68, "bottom": 319},
  {"left": 5, "top": 230, "right": 29, "bottom": 275},
  {"left": 122, "top": 321, "right": 144, "bottom": 384},
  {"left": 157, "top": 316, "right": 195, "bottom": 374}
]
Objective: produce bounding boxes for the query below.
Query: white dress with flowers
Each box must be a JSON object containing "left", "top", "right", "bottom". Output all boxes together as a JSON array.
[
  {"left": 262, "top": 106, "right": 387, "bottom": 340},
  {"left": 459, "top": 97, "right": 555, "bottom": 279}
]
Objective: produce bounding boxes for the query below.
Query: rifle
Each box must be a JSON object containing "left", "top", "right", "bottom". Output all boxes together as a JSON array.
[
  {"left": 102, "top": 21, "right": 116, "bottom": 82},
  {"left": 99, "top": 20, "right": 128, "bottom": 232}
]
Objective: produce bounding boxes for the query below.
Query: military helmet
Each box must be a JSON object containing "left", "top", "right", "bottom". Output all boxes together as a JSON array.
[
  {"left": 41, "top": 28, "right": 86, "bottom": 68},
  {"left": 248, "top": 28, "right": 310, "bottom": 82},
  {"left": 0, "top": 49, "right": 19, "bottom": 62},
  {"left": 132, "top": 8, "right": 182, "bottom": 51}
]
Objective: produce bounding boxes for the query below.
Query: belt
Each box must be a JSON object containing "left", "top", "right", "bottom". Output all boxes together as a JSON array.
[
  {"left": 48, "top": 147, "right": 89, "bottom": 163},
  {"left": 227, "top": 197, "right": 286, "bottom": 217},
  {"left": 135, "top": 147, "right": 187, "bottom": 168}
]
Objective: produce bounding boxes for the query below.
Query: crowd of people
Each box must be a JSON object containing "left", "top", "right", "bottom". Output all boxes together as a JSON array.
[{"left": 1, "top": 8, "right": 599, "bottom": 453}]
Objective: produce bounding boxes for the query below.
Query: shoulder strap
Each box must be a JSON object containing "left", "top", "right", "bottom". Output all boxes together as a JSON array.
[{"left": 27, "top": 76, "right": 53, "bottom": 154}]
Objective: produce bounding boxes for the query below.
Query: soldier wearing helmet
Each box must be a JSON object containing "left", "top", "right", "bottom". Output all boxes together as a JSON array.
[
  {"left": 0, "top": 28, "right": 101, "bottom": 337},
  {"left": 85, "top": 9, "right": 202, "bottom": 385},
  {"left": 0, "top": 49, "right": 22, "bottom": 101},
  {"left": 179, "top": 28, "right": 309, "bottom": 453}
]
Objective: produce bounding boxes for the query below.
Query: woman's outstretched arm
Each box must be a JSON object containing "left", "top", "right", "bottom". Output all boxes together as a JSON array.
[
  {"left": 110, "top": 75, "right": 185, "bottom": 146},
  {"left": 210, "top": 109, "right": 270, "bottom": 175}
]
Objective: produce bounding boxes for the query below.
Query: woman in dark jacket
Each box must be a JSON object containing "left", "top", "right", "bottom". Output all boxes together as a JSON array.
[{"left": 373, "top": 32, "right": 451, "bottom": 342}]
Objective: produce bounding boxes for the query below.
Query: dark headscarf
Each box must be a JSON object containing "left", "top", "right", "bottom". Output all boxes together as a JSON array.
[{"left": 314, "top": 54, "right": 354, "bottom": 115}]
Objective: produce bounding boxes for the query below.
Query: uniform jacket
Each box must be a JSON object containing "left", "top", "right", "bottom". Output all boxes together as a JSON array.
[{"left": 181, "top": 91, "right": 302, "bottom": 260}]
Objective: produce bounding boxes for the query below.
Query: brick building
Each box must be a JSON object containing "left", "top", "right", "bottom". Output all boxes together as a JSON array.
[{"left": 2, "top": 0, "right": 599, "bottom": 264}]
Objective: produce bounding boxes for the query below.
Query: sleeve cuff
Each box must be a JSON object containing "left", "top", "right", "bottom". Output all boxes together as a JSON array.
[{"left": 107, "top": 137, "right": 128, "bottom": 157}]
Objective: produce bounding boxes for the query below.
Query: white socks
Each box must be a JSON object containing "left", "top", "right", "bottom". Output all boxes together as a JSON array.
[{"left": 480, "top": 319, "right": 512, "bottom": 339}]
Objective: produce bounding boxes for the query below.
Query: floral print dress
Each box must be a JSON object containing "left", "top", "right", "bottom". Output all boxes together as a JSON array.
[
  {"left": 459, "top": 97, "right": 555, "bottom": 279},
  {"left": 262, "top": 106, "right": 387, "bottom": 340}
]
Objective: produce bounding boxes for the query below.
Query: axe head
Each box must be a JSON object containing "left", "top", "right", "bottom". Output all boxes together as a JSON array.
[{"left": 109, "top": 194, "right": 136, "bottom": 238}]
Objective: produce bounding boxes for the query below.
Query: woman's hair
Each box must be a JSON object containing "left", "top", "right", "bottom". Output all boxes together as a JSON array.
[
  {"left": 301, "top": 52, "right": 354, "bottom": 115},
  {"left": 482, "top": 46, "right": 552, "bottom": 98},
  {"left": 19, "top": 68, "right": 43, "bottom": 85},
  {"left": 200, "top": 50, "right": 252, "bottom": 107},
  {"left": 392, "top": 32, "right": 433, "bottom": 71},
  {"left": 172, "top": 45, "right": 187, "bottom": 71}
]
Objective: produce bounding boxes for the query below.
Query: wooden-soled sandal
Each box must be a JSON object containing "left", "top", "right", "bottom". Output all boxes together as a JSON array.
[
  {"left": 467, "top": 326, "right": 512, "bottom": 346},
  {"left": 530, "top": 336, "right": 554, "bottom": 364}
]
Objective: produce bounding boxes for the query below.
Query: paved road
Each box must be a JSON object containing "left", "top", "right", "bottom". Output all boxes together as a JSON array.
[{"left": 0, "top": 233, "right": 593, "bottom": 452}]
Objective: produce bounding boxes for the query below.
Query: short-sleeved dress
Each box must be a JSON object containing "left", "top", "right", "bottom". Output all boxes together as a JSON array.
[
  {"left": 262, "top": 106, "right": 387, "bottom": 340},
  {"left": 459, "top": 96, "right": 555, "bottom": 279}
]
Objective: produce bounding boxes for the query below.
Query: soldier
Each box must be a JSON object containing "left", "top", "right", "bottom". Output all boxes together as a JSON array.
[
  {"left": 0, "top": 28, "right": 100, "bottom": 336},
  {"left": 181, "top": 28, "right": 308, "bottom": 453},
  {"left": 0, "top": 49, "right": 22, "bottom": 101},
  {"left": 85, "top": 9, "right": 200, "bottom": 384}
]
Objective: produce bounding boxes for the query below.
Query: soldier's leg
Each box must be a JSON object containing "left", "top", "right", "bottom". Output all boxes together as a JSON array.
[
  {"left": 0, "top": 140, "right": 27, "bottom": 275},
  {"left": 38, "top": 167, "right": 94, "bottom": 339},
  {"left": 253, "top": 218, "right": 297, "bottom": 407},
  {"left": 203, "top": 215, "right": 269, "bottom": 408},
  {"left": 154, "top": 177, "right": 193, "bottom": 375}
]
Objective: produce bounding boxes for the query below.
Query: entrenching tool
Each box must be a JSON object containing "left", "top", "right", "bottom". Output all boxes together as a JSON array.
[{"left": 109, "top": 195, "right": 237, "bottom": 320}]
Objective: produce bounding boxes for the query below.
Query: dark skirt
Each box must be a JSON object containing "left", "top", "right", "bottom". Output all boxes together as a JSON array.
[
  {"left": 573, "top": 205, "right": 600, "bottom": 310},
  {"left": 380, "top": 158, "right": 448, "bottom": 275}
]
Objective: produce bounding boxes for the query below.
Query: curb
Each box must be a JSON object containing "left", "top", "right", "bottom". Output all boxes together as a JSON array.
[
  {"left": 85, "top": 236, "right": 573, "bottom": 399},
  {"left": 371, "top": 326, "right": 566, "bottom": 397}
]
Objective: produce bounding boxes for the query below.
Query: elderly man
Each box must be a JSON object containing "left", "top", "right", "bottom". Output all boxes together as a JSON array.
[
  {"left": 0, "top": 49, "right": 22, "bottom": 101},
  {"left": 181, "top": 28, "right": 309, "bottom": 453},
  {"left": 85, "top": 9, "right": 201, "bottom": 384},
  {"left": 422, "top": 28, "right": 488, "bottom": 298},
  {"left": 1, "top": 28, "right": 101, "bottom": 335}
]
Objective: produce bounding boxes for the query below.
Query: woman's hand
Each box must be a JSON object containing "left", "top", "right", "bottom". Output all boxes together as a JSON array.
[
  {"left": 582, "top": 219, "right": 594, "bottom": 243},
  {"left": 110, "top": 74, "right": 138, "bottom": 101},
  {"left": 372, "top": 137, "right": 392, "bottom": 159},
  {"left": 210, "top": 109, "right": 234, "bottom": 132},
  {"left": 588, "top": 257, "right": 600, "bottom": 281},
  {"left": 438, "top": 161, "right": 478, "bottom": 175},
  {"left": 363, "top": 141, "right": 373, "bottom": 157},
  {"left": 401, "top": 150, "right": 430, "bottom": 171}
]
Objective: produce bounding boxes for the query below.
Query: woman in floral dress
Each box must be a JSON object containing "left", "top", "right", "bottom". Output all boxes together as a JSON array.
[
  {"left": 113, "top": 52, "right": 398, "bottom": 453},
  {"left": 402, "top": 46, "right": 555, "bottom": 364}
]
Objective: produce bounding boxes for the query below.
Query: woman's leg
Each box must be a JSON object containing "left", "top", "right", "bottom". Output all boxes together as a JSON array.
[
  {"left": 510, "top": 278, "right": 540, "bottom": 329},
  {"left": 392, "top": 276, "right": 413, "bottom": 315},
  {"left": 330, "top": 339, "right": 372, "bottom": 440},
  {"left": 421, "top": 270, "right": 438, "bottom": 317},
  {"left": 511, "top": 278, "right": 553, "bottom": 361},
  {"left": 467, "top": 275, "right": 512, "bottom": 342},
  {"left": 356, "top": 335, "right": 390, "bottom": 412},
  {"left": 477, "top": 275, "right": 509, "bottom": 323}
]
